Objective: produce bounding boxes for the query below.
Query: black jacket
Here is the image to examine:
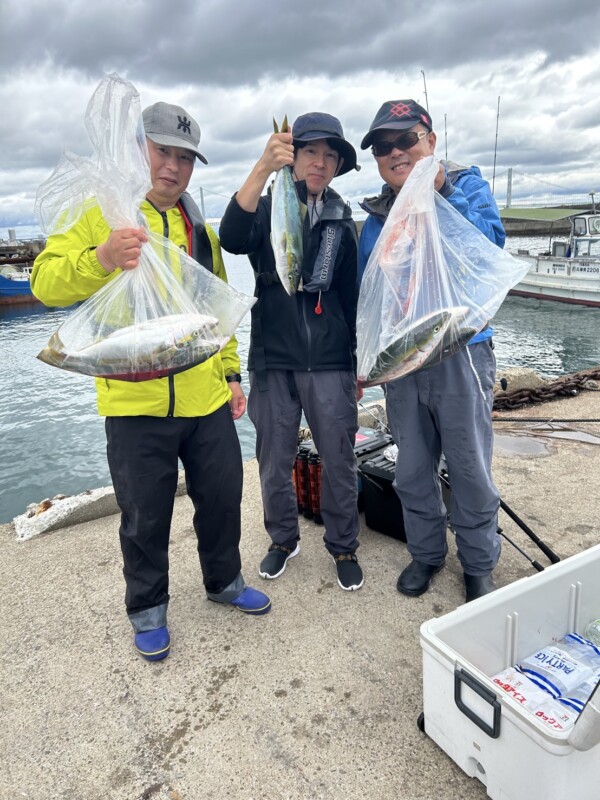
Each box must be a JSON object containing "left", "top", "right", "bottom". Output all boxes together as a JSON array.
[{"left": 219, "top": 181, "right": 358, "bottom": 379}]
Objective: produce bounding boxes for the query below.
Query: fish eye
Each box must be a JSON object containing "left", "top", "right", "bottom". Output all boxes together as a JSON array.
[{"left": 433, "top": 324, "right": 441, "bottom": 333}]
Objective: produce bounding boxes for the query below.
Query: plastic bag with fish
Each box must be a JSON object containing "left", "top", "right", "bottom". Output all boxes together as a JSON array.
[
  {"left": 270, "top": 116, "right": 306, "bottom": 295},
  {"left": 34, "top": 73, "right": 255, "bottom": 382},
  {"left": 357, "top": 155, "right": 530, "bottom": 386},
  {"left": 36, "top": 233, "right": 239, "bottom": 381}
]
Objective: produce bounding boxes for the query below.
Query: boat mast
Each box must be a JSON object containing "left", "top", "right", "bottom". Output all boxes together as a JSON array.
[
  {"left": 420, "top": 70, "right": 429, "bottom": 112},
  {"left": 492, "top": 96, "right": 500, "bottom": 195},
  {"left": 444, "top": 113, "right": 448, "bottom": 161}
]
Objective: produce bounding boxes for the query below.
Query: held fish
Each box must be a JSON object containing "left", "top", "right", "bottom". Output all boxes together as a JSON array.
[
  {"left": 360, "top": 309, "right": 453, "bottom": 386},
  {"left": 418, "top": 306, "right": 477, "bottom": 371},
  {"left": 271, "top": 115, "right": 305, "bottom": 295},
  {"left": 359, "top": 305, "right": 480, "bottom": 387},
  {"left": 38, "top": 313, "right": 222, "bottom": 382}
]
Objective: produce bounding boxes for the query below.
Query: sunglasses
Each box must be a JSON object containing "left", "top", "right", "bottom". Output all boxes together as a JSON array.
[{"left": 372, "top": 130, "right": 428, "bottom": 157}]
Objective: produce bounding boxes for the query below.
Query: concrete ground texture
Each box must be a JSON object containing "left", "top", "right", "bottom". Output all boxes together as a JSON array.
[{"left": 2, "top": 389, "right": 600, "bottom": 800}]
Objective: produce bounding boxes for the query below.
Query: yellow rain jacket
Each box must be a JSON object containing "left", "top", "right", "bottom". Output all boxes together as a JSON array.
[{"left": 31, "top": 195, "right": 240, "bottom": 417}]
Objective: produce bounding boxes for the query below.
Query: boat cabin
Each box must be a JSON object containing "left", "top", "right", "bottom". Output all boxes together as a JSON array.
[{"left": 568, "top": 215, "right": 600, "bottom": 259}]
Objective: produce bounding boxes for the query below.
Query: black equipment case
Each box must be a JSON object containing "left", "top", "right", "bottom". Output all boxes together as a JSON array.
[
  {"left": 359, "top": 453, "right": 407, "bottom": 542},
  {"left": 359, "top": 452, "right": 452, "bottom": 543}
]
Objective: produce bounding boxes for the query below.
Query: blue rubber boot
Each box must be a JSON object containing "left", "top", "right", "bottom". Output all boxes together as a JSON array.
[
  {"left": 134, "top": 626, "right": 171, "bottom": 661},
  {"left": 228, "top": 587, "right": 271, "bottom": 615}
]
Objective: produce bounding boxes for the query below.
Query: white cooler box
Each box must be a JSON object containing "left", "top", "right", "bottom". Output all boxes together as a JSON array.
[{"left": 420, "top": 542, "right": 600, "bottom": 800}]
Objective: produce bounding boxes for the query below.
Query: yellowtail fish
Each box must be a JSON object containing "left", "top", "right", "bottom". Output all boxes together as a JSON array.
[
  {"left": 418, "top": 306, "right": 477, "bottom": 371},
  {"left": 271, "top": 115, "right": 305, "bottom": 296},
  {"left": 38, "top": 313, "right": 222, "bottom": 382},
  {"left": 360, "top": 308, "right": 464, "bottom": 387}
]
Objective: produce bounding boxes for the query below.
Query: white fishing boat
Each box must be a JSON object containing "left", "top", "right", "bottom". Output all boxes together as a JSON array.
[{"left": 507, "top": 211, "right": 600, "bottom": 307}]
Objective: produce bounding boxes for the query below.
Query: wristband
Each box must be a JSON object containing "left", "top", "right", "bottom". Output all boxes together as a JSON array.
[{"left": 225, "top": 373, "right": 242, "bottom": 383}]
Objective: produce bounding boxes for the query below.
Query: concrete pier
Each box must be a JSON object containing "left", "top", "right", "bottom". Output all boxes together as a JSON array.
[{"left": 2, "top": 389, "right": 600, "bottom": 800}]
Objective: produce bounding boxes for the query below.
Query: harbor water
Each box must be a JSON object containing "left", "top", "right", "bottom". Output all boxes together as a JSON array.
[{"left": 2, "top": 236, "right": 600, "bottom": 524}]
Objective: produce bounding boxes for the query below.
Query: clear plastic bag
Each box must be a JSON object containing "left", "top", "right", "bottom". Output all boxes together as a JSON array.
[
  {"left": 35, "top": 73, "right": 255, "bottom": 382},
  {"left": 357, "top": 156, "right": 529, "bottom": 386}
]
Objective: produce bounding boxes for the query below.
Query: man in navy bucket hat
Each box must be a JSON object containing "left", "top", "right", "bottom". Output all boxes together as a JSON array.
[
  {"left": 220, "top": 112, "right": 365, "bottom": 592},
  {"left": 358, "top": 98, "right": 506, "bottom": 604}
]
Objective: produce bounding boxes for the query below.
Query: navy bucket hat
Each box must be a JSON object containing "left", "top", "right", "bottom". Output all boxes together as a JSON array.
[
  {"left": 360, "top": 100, "right": 433, "bottom": 149},
  {"left": 292, "top": 112, "right": 360, "bottom": 175}
]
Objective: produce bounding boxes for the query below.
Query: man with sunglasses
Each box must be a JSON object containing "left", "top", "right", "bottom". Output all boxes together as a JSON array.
[{"left": 358, "top": 99, "right": 505, "bottom": 604}]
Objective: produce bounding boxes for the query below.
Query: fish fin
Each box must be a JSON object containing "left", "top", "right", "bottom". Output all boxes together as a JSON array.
[
  {"left": 298, "top": 200, "right": 308, "bottom": 221},
  {"left": 273, "top": 117, "right": 279, "bottom": 134}
]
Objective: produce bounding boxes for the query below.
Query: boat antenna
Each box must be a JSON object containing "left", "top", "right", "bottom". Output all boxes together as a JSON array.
[
  {"left": 420, "top": 70, "right": 429, "bottom": 112},
  {"left": 444, "top": 113, "right": 448, "bottom": 161},
  {"left": 492, "top": 95, "right": 500, "bottom": 194}
]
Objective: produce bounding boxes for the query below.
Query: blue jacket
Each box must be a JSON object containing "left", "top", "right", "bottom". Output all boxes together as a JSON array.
[{"left": 358, "top": 161, "right": 505, "bottom": 344}]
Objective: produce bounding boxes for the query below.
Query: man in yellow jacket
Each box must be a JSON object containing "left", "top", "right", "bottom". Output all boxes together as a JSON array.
[{"left": 32, "top": 101, "right": 271, "bottom": 662}]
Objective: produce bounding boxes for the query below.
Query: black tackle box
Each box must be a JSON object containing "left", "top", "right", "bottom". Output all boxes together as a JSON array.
[
  {"left": 359, "top": 453, "right": 407, "bottom": 541},
  {"left": 359, "top": 453, "right": 452, "bottom": 542}
]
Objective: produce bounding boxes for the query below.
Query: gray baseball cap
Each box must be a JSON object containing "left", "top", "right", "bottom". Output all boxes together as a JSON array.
[{"left": 142, "top": 102, "right": 208, "bottom": 164}]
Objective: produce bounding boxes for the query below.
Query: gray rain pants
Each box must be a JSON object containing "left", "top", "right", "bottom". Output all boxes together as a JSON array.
[
  {"left": 385, "top": 340, "right": 501, "bottom": 575},
  {"left": 248, "top": 369, "right": 360, "bottom": 555}
]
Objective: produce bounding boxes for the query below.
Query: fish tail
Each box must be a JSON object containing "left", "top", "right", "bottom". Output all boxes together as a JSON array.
[{"left": 273, "top": 115, "right": 289, "bottom": 134}]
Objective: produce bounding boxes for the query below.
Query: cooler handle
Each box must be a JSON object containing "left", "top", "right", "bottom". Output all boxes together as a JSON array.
[{"left": 454, "top": 668, "right": 501, "bottom": 738}]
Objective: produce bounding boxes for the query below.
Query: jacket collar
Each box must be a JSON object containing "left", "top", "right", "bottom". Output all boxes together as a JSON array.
[
  {"left": 295, "top": 180, "right": 353, "bottom": 221},
  {"left": 360, "top": 184, "right": 396, "bottom": 219}
]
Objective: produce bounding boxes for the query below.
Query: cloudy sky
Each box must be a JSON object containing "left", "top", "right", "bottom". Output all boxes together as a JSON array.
[{"left": 1, "top": 0, "right": 600, "bottom": 235}]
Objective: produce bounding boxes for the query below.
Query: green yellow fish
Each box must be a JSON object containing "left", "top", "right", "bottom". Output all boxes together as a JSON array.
[
  {"left": 38, "top": 313, "right": 222, "bottom": 382},
  {"left": 271, "top": 115, "right": 306, "bottom": 295},
  {"left": 359, "top": 306, "right": 475, "bottom": 386}
]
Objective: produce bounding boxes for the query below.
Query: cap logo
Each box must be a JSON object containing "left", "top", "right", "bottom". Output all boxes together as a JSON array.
[
  {"left": 177, "top": 115, "right": 192, "bottom": 135},
  {"left": 388, "top": 102, "right": 414, "bottom": 119}
]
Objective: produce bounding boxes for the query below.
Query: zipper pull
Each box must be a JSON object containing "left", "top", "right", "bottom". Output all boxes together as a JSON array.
[{"left": 315, "top": 290, "right": 322, "bottom": 315}]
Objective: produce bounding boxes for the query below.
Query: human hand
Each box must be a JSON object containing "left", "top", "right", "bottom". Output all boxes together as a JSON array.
[
  {"left": 434, "top": 163, "right": 447, "bottom": 192},
  {"left": 228, "top": 382, "right": 247, "bottom": 420},
  {"left": 258, "top": 131, "right": 295, "bottom": 175},
  {"left": 96, "top": 227, "right": 148, "bottom": 273}
]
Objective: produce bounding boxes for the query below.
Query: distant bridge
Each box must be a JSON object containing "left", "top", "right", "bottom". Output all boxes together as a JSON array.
[
  {"left": 199, "top": 167, "right": 598, "bottom": 229},
  {"left": 492, "top": 168, "right": 597, "bottom": 210}
]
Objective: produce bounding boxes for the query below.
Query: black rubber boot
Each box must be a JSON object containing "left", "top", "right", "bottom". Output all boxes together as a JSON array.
[
  {"left": 464, "top": 573, "right": 496, "bottom": 603},
  {"left": 397, "top": 560, "right": 444, "bottom": 597}
]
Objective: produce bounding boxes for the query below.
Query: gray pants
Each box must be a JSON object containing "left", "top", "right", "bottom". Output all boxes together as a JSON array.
[
  {"left": 385, "top": 340, "right": 501, "bottom": 575},
  {"left": 248, "top": 369, "right": 360, "bottom": 555}
]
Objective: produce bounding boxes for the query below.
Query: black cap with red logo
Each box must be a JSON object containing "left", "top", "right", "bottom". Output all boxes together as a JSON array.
[{"left": 360, "top": 100, "right": 432, "bottom": 149}]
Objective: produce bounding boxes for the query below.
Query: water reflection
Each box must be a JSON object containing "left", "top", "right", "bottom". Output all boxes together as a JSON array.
[
  {"left": 1, "top": 251, "right": 599, "bottom": 523},
  {"left": 492, "top": 295, "right": 600, "bottom": 377}
]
